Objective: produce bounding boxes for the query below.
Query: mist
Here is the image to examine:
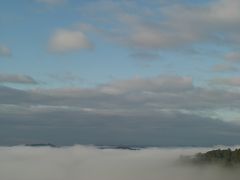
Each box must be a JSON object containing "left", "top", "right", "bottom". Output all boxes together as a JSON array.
[{"left": 0, "top": 145, "right": 240, "bottom": 180}]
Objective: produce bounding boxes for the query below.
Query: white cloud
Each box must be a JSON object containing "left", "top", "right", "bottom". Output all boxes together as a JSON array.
[
  {"left": 0, "top": 44, "right": 11, "bottom": 57},
  {"left": 48, "top": 29, "right": 93, "bottom": 53},
  {"left": 0, "top": 146, "right": 240, "bottom": 180},
  {"left": 79, "top": 0, "right": 240, "bottom": 53}
]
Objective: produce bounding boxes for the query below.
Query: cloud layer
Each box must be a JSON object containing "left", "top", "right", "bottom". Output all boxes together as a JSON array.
[
  {"left": 1, "top": 76, "right": 240, "bottom": 146},
  {"left": 0, "top": 146, "right": 240, "bottom": 180},
  {"left": 1, "top": 75, "right": 239, "bottom": 112}
]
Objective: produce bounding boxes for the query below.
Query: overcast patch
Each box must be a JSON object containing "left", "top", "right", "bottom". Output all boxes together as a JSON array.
[
  {"left": 1, "top": 108, "right": 240, "bottom": 146},
  {"left": 1, "top": 76, "right": 240, "bottom": 145}
]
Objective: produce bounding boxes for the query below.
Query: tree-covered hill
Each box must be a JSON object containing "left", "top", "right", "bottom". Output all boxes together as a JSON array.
[{"left": 182, "top": 148, "right": 240, "bottom": 166}]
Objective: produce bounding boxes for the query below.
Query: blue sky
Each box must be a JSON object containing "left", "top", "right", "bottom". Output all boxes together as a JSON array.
[
  {"left": 1, "top": 0, "right": 240, "bottom": 146},
  {"left": 1, "top": 0, "right": 236, "bottom": 88}
]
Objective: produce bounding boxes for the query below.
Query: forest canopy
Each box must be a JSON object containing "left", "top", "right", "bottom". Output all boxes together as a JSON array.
[{"left": 183, "top": 149, "right": 240, "bottom": 166}]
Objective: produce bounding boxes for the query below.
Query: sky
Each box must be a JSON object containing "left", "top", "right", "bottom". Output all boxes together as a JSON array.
[{"left": 1, "top": 0, "right": 240, "bottom": 146}]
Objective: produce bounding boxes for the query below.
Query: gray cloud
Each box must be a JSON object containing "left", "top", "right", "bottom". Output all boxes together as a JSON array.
[
  {"left": 0, "top": 74, "right": 38, "bottom": 84},
  {"left": 225, "top": 52, "right": 240, "bottom": 63},
  {"left": 1, "top": 75, "right": 240, "bottom": 112},
  {"left": 211, "top": 77, "right": 240, "bottom": 86},
  {"left": 1, "top": 107, "right": 240, "bottom": 146},
  {"left": 2, "top": 76, "right": 240, "bottom": 145},
  {"left": 211, "top": 64, "right": 238, "bottom": 72},
  {"left": 0, "top": 44, "right": 11, "bottom": 57},
  {"left": 0, "top": 146, "right": 240, "bottom": 180},
  {"left": 130, "top": 51, "right": 160, "bottom": 61}
]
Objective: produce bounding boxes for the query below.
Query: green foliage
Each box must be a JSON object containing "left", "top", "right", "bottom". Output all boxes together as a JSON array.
[{"left": 192, "top": 148, "right": 240, "bottom": 166}]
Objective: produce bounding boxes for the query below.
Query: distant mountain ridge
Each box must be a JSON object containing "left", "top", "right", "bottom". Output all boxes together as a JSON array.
[{"left": 25, "top": 143, "right": 57, "bottom": 147}]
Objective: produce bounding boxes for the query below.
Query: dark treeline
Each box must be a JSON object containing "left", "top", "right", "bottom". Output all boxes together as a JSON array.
[{"left": 189, "top": 148, "right": 240, "bottom": 166}]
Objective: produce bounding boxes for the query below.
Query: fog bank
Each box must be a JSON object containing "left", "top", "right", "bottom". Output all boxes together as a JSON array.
[{"left": 0, "top": 146, "right": 240, "bottom": 180}]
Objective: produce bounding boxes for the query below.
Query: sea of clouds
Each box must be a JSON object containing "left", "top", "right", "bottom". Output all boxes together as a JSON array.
[{"left": 0, "top": 145, "right": 240, "bottom": 180}]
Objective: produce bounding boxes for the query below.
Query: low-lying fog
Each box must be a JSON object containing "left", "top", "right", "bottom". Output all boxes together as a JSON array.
[{"left": 0, "top": 145, "right": 239, "bottom": 180}]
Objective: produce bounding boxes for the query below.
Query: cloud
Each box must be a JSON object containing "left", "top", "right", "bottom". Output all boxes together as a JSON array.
[
  {"left": 48, "top": 72, "right": 83, "bottom": 83},
  {"left": 1, "top": 107, "right": 240, "bottom": 146},
  {"left": 211, "top": 64, "right": 238, "bottom": 72},
  {"left": 1, "top": 75, "right": 240, "bottom": 112},
  {"left": 48, "top": 29, "right": 93, "bottom": 53},
  {"left": 225, "top": 52, "right": 240, "bottom": 62},
  {"left": 211, "top": 77, "right": 240, "bottom": 86},
  {"left": 3, "top": 75, "right": 240, "bottom": 115},
  {"left": 97, "top": 76, "right": 193, "bottom": 95},
  {"left": 2, "top": 76, "right": 240, "bottom": 145},
  {"left": 0, "top": 74, "right": 38, "bottom": 84},
  {"left": 0, "top": 44, "right": 11, "bottom": 57},
  {"left": 0, "top": 146, "right": 240, "bottom": 180},
  {"left": 130, "top": 52, "right": 160, "bottom": 61},
  {"left": 79, "top": 0, "right": 240, "bottom": 54},
  {"left": 35, "top": 0, "right": 66, "bottom": 5}
]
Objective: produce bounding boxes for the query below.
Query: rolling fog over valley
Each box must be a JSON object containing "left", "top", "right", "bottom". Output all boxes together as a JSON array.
[
  {"left": 1, "top": 146, "right": 240, "bottom": 180},
  {"left": 1, "top": 0, "right": 240, "bottom": 179}
]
